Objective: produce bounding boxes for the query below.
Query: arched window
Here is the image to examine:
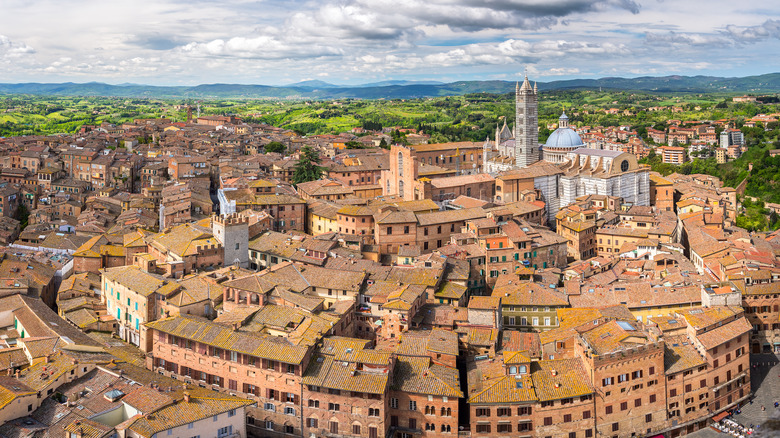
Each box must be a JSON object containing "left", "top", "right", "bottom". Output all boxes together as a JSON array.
[
  {"left": 398, "top": 152, "right": 404, "bottom": 177},
  {"left": 428, "top": 157, "right": 432, "bottom": 165},
  {"left": 399, "top": 180, "right": 404, "bottom": 194},
  {"left": 509, "top": 366, "right": 517, "bottom": 375},
  {"left": 519, "top": 365, "right": 527, "bottom": 374},
  {"left": 620, "top": 159, "right": 629, "bottom": 172},
  {"left": 441, "top": 407, "right": 446, "bottom": 416}
]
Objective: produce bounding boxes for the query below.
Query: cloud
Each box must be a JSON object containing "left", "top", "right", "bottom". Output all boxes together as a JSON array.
[
  {"left": 0, "top": 0, "right": 777, "bottom": 84},
  {"left": 725, "top": 19, "right": 780, "bottom": 42},
  {"left": 0, "top": 35, "right": 35, "bottom": 59},
  {"left": 178, "top": 36, "right": 344, "bottom": 60},
  {"left": 645, "top": 31, "right": 731, "bottom": 47}
]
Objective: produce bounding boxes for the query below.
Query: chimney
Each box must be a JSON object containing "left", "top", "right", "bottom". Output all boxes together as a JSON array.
[
  {"left": 183, "top": 391, "right": 191, "bottom": 403},
  {"left": 551, "top": 369, "right": 557, "bottom": 376}
]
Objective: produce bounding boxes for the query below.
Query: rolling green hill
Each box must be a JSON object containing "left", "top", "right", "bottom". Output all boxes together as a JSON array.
[{"left": 1, "top": 73, "right": 779, "bottom": 99}]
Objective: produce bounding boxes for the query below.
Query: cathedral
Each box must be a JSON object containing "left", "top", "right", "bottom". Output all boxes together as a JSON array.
[{"left": 483, "top": 75, "right": 650, "bottom": 224}]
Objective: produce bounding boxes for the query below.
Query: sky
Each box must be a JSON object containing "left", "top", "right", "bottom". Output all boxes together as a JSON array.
[{"left": 1, "top": 0, "right": 779, "bottom": 86}]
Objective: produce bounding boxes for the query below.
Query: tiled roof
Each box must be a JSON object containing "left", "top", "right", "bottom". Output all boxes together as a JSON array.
[
  {"left": 580, "top": 319, "right": 650, "bottom": 355},
  {"left": 302, "top": 354, "right": 390, "bottom": 395},
  {"left": 678, "top": 306, "right": 741, "bottom": 330},
  {"left": 694, "top": 316, "right": 752, "bottom": 350},
  {"left": 664, "top": 335, "right": 707, "bottom": 374},
  {"left": 435, "top": 282, "right": 467, "bottom": 300},
  {"left": 102, "top": 265, "right": 180, "bottom": 298},
  {"left": 128, "top": 395, "right": 253, "bottom": 438},
  {"left": 145, "top": 315, "right": 311, "bottom": 364},
  {"left": 148, "top": 223, "right": 219, "bottom": 257},
  {"left": 392, "top": 356, "right": 462, "bottom": 397},
  {"left": 467, "top": 358, "right": 535, "bottom": 404},
  {"left": 396, "top": 329, "right": 459, "bottom": 358},
  {"left": 0, "top": 348, "right": 28, "bottom": 371},
  {"left": 531, "top": 358, "right": 594, "bottom": 401}
]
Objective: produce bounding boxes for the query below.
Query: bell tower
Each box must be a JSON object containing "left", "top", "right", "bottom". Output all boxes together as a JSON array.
[{"left": 514, "top": 74, "right": 539, "bottom": 168}]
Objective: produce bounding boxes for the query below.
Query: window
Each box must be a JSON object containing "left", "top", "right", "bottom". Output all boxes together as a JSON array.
[
  {"left": 284, "top": 407, "right": 295, "bottom": 416},
  {"left": 620, "top": 402, "right": 627, "bottom": 411},
  {"left": 369, "top": 427, "right": 378, "bottom": 438},
  {"left": 583, "top": 410, "right": 591, "bottom": 419},
  {"left": 330, "top": 421, "right": 339, "bottom": 434},
  {"left": 307, "top": 418, "right": 318, "bottom": 428},
  {"left": 646, "top": 413, "right": 653, "bottom": 423},
  {"left": 650, "top": 394, "right": 656, "bottom": 403},
  {"left": 497, "top": 423, "right": 512, "bottom": 433},
  {"left": 308, "top": 400, "right": 319, "bottom": 408},
  {"left": 569, "top": 433, "right": 577, "bottom": 438},
  {"left": 544, "top": 417, "right": 552, "bottom": 426},
  {"left": 390, "top": 398, "right": 398, "bottom": 409},
  {"left": 564, "top": 414, "right": 572, "bottom": 423},
  {"left": 612, "top": 423, "right": 619, "bottom": 432},
  {"left": 328, "top": 403, "right": 340, "bottom": 411},
  {"left": 353, "top": 424, "right": 361, "bottom": 435},
  {"left": 497, "top": 407, "right": 511, "bottom": 416},
  {"left": 605, "top": 405, "right": 613, "bottom": 415},
  {"left": 476, "top": 424, "right": 491, "bottom": 433},
  {"left": 409, "top": 400, "right": 417, "bottom": 411},
  {"left": 635, "top": 398, "right": 642, "bottom": 407},
  {"left": 228, "top": 409, "right": 236, "bottom": 417},
  {"left": 476, "top": 408, "right": 490, "bottom": 417}
]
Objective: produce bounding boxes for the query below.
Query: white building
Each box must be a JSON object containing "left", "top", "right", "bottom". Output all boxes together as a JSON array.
[{"left": 484, "top": 75, "right": 650, "bottom": 224}]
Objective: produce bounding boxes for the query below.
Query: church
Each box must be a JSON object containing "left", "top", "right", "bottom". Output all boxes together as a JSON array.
[{"left": 483, "top": 75, "right": 650, "bottom": 224}]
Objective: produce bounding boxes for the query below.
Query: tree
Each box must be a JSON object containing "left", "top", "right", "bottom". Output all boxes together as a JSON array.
[
  {"left": 16, "top": 203, "right": 29, "bottom": 230},
  {"left": 292, "top": 146, "right": 324, "bottom": 185},
  {"left": 265, "top": 141, "right": 286, "bottom": 154}
]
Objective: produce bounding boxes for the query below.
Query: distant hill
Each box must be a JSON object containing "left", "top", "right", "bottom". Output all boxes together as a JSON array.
[
  {"left": 1, "top": 73, "right": 779, "bottom": 99},
  {"left": 282, "top": 80, "right": 340, "bottom": 89}
]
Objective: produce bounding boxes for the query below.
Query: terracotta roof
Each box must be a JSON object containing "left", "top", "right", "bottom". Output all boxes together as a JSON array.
[
  {"left": 392, "top": 356, "right": 462, "bottom": 397},
  {"left": 146, "top": 315, "right": 311, "bottom": 364}
]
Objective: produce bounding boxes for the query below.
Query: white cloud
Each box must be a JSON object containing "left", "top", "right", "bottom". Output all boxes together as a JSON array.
[
  {"left": 0, "top": 0, "right": 778, "bottom": 84},
  {"left": 0, "top": 35, "right": 35, "bottom": 59}
]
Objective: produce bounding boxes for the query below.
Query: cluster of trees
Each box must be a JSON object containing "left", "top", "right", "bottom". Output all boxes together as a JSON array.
[
  {"left": 292, "top": 146, "right": 323, "bottom": 185},
  {"left": 737, "top": 198, "right": 780, "bottom": 231}
]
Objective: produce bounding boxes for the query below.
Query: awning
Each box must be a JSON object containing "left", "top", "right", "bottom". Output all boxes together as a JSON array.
[{"left": 712, "top": 411, "right": 729, "bottom": 422}]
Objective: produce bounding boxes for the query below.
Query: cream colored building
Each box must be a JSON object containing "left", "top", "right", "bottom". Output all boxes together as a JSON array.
[{"left": 102, "top": 265, "right": 180, "bottom": 352}]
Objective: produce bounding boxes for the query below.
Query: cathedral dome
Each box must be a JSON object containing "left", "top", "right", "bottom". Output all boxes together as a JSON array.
[{"left": 544, "top": 112, "right": 584, "bottom": 149}]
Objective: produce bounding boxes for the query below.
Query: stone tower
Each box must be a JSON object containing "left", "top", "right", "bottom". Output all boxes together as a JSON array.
[
  {"left": 213, "top": 213, "right": 249, "bottom": 268},
  {"left": 514, "top": 75, "right": 539, "bottom": 168}
]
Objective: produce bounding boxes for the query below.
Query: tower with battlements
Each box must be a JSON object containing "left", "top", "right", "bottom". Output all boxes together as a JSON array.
[{"left": 213, "top": 213, "right": 249, "bottom": 268}]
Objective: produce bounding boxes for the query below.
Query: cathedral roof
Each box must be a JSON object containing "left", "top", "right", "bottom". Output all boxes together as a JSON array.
[{"left": 545, "top": 127, "right": 584, "bottom": 149}]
